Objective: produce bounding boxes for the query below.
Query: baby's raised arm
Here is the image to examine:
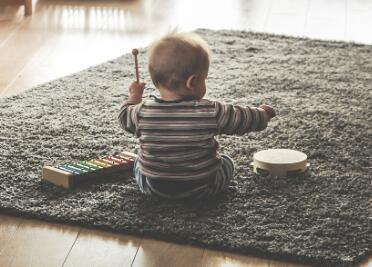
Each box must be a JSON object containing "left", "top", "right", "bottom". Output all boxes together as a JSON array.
[
  {"left": 118, "top": 81, "right": 145, "bottom": 135},
  {"left": 214, "top": 101, "right": 275, "bottom": 135}
]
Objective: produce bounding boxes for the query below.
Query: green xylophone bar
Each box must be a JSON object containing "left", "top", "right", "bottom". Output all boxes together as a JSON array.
[{"left": 42, "top": 151, "right": 137, "bottom": 188}]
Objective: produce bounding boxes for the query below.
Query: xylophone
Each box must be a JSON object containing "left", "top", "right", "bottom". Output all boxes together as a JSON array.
[{"left": 42, "top": 151, "right": 137, "bottom": 188}]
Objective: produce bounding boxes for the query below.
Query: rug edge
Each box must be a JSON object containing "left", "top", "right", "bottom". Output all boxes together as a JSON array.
[{"left": 0, "top": 207, "right": 367, "bottom": 267}]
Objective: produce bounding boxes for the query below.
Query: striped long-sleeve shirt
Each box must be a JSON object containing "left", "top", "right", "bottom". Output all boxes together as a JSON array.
[{"left": 118, "top": 94, "right": 269, "bottom": 181}]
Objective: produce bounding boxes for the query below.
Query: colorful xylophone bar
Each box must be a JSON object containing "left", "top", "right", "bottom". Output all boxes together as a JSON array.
[{"left": 42, "top": 151, "right": 137, "bottom": 188}]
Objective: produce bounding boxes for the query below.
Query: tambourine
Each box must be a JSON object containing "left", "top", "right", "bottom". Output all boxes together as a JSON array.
[{"left": 252, "top": 149, "right": 309, "bottom": 176}]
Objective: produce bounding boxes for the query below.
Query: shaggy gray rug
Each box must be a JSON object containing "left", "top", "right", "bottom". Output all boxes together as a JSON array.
[{"left": 0, "top": 29, "right": 371, "bottom": 266}]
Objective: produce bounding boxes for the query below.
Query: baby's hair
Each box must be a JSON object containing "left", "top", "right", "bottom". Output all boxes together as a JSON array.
[{"left": 148, "top": 32, "right": 211, "bottom": 90}]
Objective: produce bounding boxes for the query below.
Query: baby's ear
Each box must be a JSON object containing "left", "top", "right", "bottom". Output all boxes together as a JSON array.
[{"left": 186, "top": 74, "right": 196, "bottom": 90}]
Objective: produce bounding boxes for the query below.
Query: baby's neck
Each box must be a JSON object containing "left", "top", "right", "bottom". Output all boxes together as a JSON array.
[{"left": 158, "top": 87, "right": 191, "bottom": 101}]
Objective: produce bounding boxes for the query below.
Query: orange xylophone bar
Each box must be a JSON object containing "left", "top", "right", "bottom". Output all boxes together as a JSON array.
[{"left": 42, "top": 151, "right": 137, "bottom": 188}]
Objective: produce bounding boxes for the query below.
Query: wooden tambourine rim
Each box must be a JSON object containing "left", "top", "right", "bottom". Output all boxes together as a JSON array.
[{"left": 252, "top": 149, "right": 309, "bottom": 176}]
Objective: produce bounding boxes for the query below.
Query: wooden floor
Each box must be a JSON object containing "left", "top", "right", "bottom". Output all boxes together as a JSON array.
[{"left": 0, "top": 0, "right": 371, "bottom": 266}]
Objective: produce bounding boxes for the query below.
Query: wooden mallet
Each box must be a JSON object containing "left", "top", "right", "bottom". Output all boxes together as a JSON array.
[{"left": 132, "top": 48, "right": 140, "bottom": 83}]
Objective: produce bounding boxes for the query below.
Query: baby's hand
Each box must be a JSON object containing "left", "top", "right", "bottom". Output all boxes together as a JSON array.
[
  {"left": 259, "top": 104, "right": 276, "bottom": 119},
  {"left": 128, "top": 81, "right": 145, "bottom": 103}
]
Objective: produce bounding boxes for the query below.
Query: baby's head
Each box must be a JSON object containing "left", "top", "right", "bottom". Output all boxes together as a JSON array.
[{"left": 148, "top": 32, "right": 211, "bottom": 100}]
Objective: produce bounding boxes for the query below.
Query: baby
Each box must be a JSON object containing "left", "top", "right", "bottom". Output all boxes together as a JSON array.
[{"left": 118, "top": 32, "right": 275, "bottom": 199}]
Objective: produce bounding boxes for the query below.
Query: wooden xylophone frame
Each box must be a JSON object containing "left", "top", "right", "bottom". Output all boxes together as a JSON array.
[{"left": 42, "top": 151, "right": 137, "bottom": 188}]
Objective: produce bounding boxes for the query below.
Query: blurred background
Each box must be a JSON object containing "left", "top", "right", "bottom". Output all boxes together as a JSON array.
[{"left": 0, "top": 0, "right": 371, "bottom": 97}]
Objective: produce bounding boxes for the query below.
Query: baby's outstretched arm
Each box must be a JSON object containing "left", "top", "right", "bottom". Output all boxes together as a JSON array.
[
  {"left": 118, "top": 81, "right": 145, "bottom": 135},
  {"left": 215, "top": 101, "right": 275, "bottom": 135},
  {"left": 258, "top": 104, "right": 276, "bottom": 119}
]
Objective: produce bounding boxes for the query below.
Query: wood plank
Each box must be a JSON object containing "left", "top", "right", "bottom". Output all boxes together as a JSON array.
[
  {"left": 305, "top": 0, "right": 347, "bottom": 40},
  {"left": 63, "top": 228, "right": 141, "bottom": 267},
  {"left": 265, "top": 14, "right": 307, "bottom": 36},
  {"left": 0, "top": 20, "right": 24, "bottom": 46},
  {"left": 24, "top": 0, "right": 32, "bottom": 16},
  {"left": 0, "top": 23, "right": 51, "bottom": 95},
  {"left": 0, "top": 214, "right": 370, "bottom": 267},
  {"left": 4, "top": 34, "right": 153, "bottom": 97},
  {"left": 0, "top": 0, "right": 24, "bottom": 5},
  {"left": 347, "top": 0, "right": 372, "bottom": 11},
  {"left": 307, "top": 0, "right": 347, "bottom": 20},
  {"left": 346, "top": 9, "right": 372, "bottom": 44},
  {"left": 202, "top": 249, "right": 270, "bottom": 267},
  {"left": 305, "top": 17, "right": 346, "bottom": 41},
  {"left": 202, "top": 249, "right": 311, "bottom": 267},
  {"left": 270, "top": 0, "right": 309, "bottom": 16},
  {"left": 0, "top": 216, "right": 79, "bottom": 267},
  {"left": 0, "top": 0, "right": 29, "bottom": 16},
  {"left": 0, "top": 214, "right": 23, "bottom": 256},
  {"left": 132, "top": 238, "right": 204, "bottom": 267},
  {"left": 1, "top": 1, "right": 155, "bottom": 96}
]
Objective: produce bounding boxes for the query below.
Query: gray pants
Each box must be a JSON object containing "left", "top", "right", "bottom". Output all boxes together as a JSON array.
[{"left": 134, "top": 155, "right": 235, "bottom": 199}]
